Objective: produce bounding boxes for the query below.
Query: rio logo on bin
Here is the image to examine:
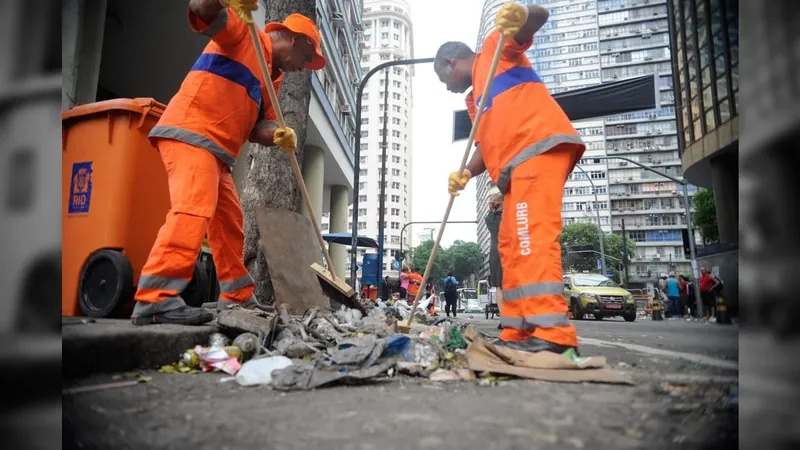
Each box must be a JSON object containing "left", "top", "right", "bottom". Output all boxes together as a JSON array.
[{"left": 68, "top": 161, "right": 93, "bottom": 214}]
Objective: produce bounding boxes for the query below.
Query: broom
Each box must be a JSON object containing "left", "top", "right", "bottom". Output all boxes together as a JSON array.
[
  {"left": 398, "top": 33, "right": 508, "bottom": 333},
  {"left": 240, "top": 9, "right": 357, "bottom": 308}
]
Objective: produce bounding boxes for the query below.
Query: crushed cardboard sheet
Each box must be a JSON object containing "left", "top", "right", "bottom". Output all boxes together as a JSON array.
[{"left": 462, "top": 327, "right": 634, "bottom": 385}]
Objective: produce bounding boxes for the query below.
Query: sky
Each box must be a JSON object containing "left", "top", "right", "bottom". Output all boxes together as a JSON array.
[{"left": 407, "top": 0, "right": 484, "bottom": 248}]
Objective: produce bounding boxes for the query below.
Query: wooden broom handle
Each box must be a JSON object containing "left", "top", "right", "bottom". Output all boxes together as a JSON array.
[{"left": 405, "top": 34, "right": 507, "bottom": 324}]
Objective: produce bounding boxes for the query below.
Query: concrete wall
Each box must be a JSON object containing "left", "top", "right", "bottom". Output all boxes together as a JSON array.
[{"left": 696, "top": 248, "right": 739, "bottom": 317}]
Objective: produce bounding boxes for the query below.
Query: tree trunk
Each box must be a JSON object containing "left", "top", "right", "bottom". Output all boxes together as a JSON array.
[{"left": 241, "top": 0, "right": 317, "bottom": 304}]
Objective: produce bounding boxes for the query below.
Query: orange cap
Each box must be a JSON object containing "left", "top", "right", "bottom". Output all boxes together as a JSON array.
[{"left": 265, "top": 13, "right": 326, "bottom": 70}]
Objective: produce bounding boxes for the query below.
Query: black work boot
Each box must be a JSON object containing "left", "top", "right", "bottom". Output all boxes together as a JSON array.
[
  {"left": 491, "top": 336, "right": 580, "bottom": 356},
  {"left": 132, "top": 305, "right": 214, "bottom": 326}
]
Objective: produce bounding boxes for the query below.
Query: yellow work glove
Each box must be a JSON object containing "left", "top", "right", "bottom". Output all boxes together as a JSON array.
[
  {"left": 495, "top": 2, "right": 528, "bottom": 37},
  {"left": 273, "top": 127, "right": 297, "bottom": 153},
  {"left": 448, "top": 169, "right": 472, "bottom": 197},
  {"left": 219, "top": 0, "right": 259, "bottom": 25}
]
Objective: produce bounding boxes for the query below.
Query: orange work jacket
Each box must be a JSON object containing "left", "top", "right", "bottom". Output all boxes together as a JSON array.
[
  {"left": 467, "top": 30, "right": 585, "bottom": 193},
  {"left": 407, "top": 272, "right": 423, "bottom": 297},
  {"left": 150, "top": 8, "right": 281, "bottom": 169}
]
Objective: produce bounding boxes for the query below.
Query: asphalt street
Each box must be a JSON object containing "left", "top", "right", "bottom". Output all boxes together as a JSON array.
[{"left": 63, "top": 316, "right": 739, "bottom": 450}]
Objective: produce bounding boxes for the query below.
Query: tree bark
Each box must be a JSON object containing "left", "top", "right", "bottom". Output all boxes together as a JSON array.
[{"left": 241, "top": 0, "right": 317, "bottom": 304}]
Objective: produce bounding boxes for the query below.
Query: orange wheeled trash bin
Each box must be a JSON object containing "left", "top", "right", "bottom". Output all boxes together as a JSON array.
[{"left": 62, "top": 98, "right": 209, "bottom": 318}]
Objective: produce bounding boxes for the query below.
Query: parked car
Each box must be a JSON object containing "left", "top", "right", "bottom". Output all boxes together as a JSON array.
[{"left": 564, "top": 273, "right": 636, "bottom": 322}]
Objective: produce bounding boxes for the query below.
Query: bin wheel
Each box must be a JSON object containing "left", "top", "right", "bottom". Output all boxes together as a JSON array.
[
  {"left": 78, "top": 249, "right": 134, "bottom": 318},
  {"left": 181, "top": 260, "right": 210, "bottom": 307}
]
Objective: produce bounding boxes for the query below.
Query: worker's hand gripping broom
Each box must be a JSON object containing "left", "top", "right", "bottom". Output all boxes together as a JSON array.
[
  {"left": 238, "top": 7, "right": 355, "bottom": 298},
  {"left": 399, "top": 33, "right": 508, "bottom": 332}
]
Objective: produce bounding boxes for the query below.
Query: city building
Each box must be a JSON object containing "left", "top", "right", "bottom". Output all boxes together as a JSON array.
[
  {"left": 62, "top": 0, "right": 361, "bottom": 278},
  {"left": 417, "top": 227, "right": 437, "bottom": 245},
  {"left": 0, "top": 0, "right": 60, "bottom": 332},
  {"left": 352, "top": 0, "right": 415, "bottom": 278},
  {"left": 668, "top": 0, "right": 738, "bottom": 245},
  {"left": 668, "top": 0, "right": 738, "bottom": 310},
  {"left": 472, "top": 0, "right": 696, "bottom": 281}
]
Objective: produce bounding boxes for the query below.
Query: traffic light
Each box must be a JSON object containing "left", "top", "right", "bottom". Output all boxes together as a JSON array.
[
  {"left": 395, "top": 251, "right": 404, "bottom": 262},
  {"left": 681, "top": 229, "right": 691, "bottom": 259}
]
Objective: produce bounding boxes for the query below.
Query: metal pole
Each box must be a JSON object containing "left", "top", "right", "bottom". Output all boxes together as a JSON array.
[
  {"left": 574, "top": 165, "right": 606, "bottom": 274},
  {"left": 683, "top": 183, "right": 703, "bottom": 318},
  {"left": 376, "top": 69, "right": 390, "bottom": 299},
  {"left": 350, "top": 57, "right": 435, "bottom": 287},
  {"left": 621, "top": 218, "right": 629, "bottom": 285}
]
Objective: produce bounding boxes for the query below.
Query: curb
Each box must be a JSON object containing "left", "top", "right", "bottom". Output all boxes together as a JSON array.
[{"left": 63, "top": 318, "right": 217, "bottom": 380}]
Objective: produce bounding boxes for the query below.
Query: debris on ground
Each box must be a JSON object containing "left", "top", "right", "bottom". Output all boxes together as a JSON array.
[
  {"left": 157, "top": 299, "right": 636, "bottom": 390},
  {"left": 208, "top": 332, "right": 230, "bottom": 348},
  {"left": 236, "top": 356, "right": 294, "bottom": 387},
  {"left": 270, "top": 358, "right": 396, "bottom": 391}
]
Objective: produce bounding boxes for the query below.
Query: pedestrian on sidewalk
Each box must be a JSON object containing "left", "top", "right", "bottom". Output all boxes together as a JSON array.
[
  {"left": 699, "top": 267, "right": 720, "bottom": 322},
  {"left": 382, "top": 276, "right": 392, "bottom": 301},
  {"left": 399, "top": 265, "right": 410, "bottom": 300},
  {"left": 678, "top": 274, "right": 690, "bottom": 318},
  {"left": 666, "top": 273, "right": 680, "bottom": 318},
  {"left": 131, "top": 0, "right": 326, "bottom": 326},
  {"left": 442, "top": 272, "right": 459, "bottom": 318},
  {"left": 437, "top": 2, "right": 584, "bottom": 355}
]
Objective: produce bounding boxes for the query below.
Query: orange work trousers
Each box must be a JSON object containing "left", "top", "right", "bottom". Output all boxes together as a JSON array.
[
  {"left": 131, "top": 139, "right": 255, "bottom": 317},
  {"left": 497, "top": 144, "right": 580, "bottom": 348}
]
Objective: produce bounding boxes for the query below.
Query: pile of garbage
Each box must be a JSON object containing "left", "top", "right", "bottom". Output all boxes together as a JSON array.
[{"left": 160, "top": 303, "right": 474, "bottom": 391}]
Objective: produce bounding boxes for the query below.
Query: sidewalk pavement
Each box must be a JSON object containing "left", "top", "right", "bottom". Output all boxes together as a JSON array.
[{"left": 62, "top": 317, "right": 218, "bottom": 379}]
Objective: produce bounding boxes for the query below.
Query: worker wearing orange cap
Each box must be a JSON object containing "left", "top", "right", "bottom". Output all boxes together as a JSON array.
[
  {"left": 132, "top": 0, "right": 327, "bottom": 325},
  {"left": 434, "top": 3, "right": 585, "bottom": 354}
]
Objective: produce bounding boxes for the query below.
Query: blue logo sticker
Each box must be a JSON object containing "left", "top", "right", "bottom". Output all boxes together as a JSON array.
[{"left": 68, "top": 161, "right": 93, "bottom": 214}]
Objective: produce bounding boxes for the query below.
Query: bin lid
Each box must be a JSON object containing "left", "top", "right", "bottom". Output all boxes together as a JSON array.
[{"left": 62, "top": 97, "right": 167, "bottom": 123}]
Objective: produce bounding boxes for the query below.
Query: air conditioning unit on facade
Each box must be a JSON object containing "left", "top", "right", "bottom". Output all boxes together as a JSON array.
[{"left": 341, "top": 104, "right": 351, "bottom": 115}]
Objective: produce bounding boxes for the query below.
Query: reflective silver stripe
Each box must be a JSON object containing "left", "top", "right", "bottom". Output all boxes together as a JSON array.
[
  {"left": 150, "top": 126, "right": 236, "bottom": 167},
  {"left": 253, "top": 119, "right": 278, "bottom": 131},
  {"left": 199, "top": 8, "right": 228, "bottom": 37},
  {"left": 219, "top": 274, "right": 255, "bottom": 293},
  {"left": 137, "top": 275, "right": 190, "bottom": 292},
  {"left": 132, "top": 296, "right": 186, "bottom": 316},
  {"left": 502, "top": 281, "right": 565, "bottom": 302},
  {"left": 500, "top": 316, "right": 525, "bottom": 329},
  {"left": 496, "top": 134, "right": 585, "bottom": 194},
  {"left": 499, "top": 313, "right": 572, "bottom": 330}
]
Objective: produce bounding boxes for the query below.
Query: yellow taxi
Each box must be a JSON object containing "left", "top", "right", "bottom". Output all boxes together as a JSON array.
[{"left": 563, "top": 273, "right": 637, "bottom": 322}]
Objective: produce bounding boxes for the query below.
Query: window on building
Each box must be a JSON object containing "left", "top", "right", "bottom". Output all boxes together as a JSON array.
[
  {"left": 359, "top": 156, "right": 367, "bottom": 163},
  {"left": 391, "top": 195, "right": 400, "bottom": 203},
  {"left": 391, "top": 182, "right": 400, "bottom": 189},
  {"left": 380, "top": 53, "right": 390, "bottom": 60},
  {"left": 392, "top": 156, "right": 400, "bottom": 163},
  {"left": 391, "top": 222, "right": 400, "bottom": 229},
  {"left": 392, "top": 169, "right": 401, "bottom": 176},
  {"left": 392, "top": 130, "right": 400, "bottom": 138},
  {"left": 358, "top": 195, "right": 367, "bottom": 202},
  {"left": 392, "top": 143, "right": 400, "bottom": 150}
]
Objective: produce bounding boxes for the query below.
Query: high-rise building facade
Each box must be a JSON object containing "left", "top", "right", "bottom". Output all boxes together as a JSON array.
[
  {"left": 669, "top": 0, "right": 738, "bottom": 245},
  {"left": 473, "top": 0, "right": 695, "bottom": 281},
  {"left": 352, "top": 0, "right": 415, "bottom": 278}
]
